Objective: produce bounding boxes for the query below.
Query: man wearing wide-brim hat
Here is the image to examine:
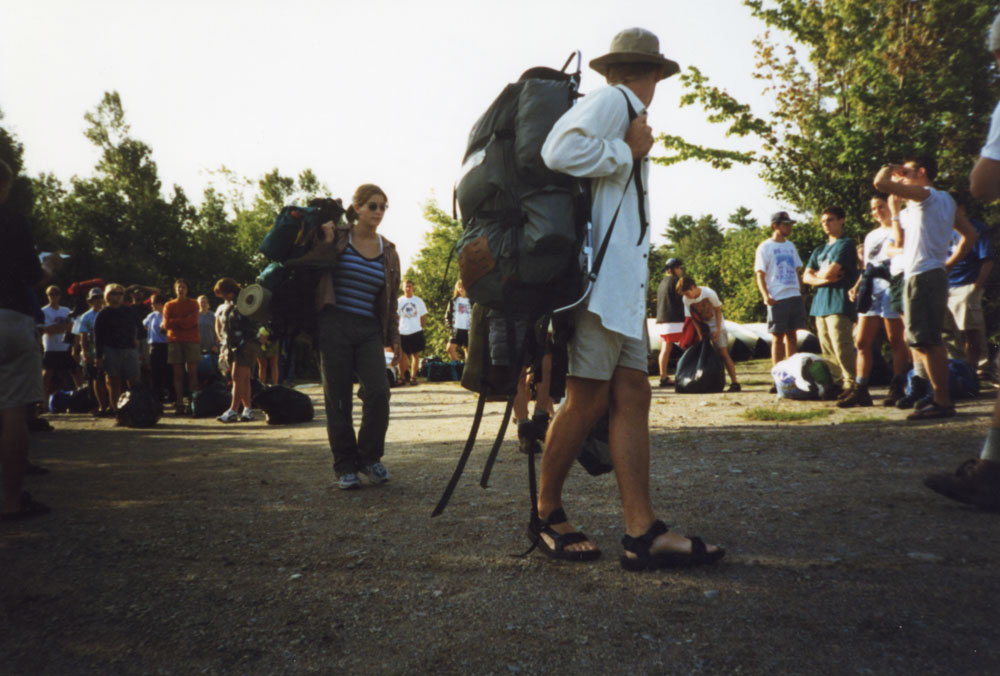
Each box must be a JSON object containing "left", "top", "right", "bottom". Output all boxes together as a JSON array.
[{"left": 535, "top": 28, "right": 724, "bottom": 570}]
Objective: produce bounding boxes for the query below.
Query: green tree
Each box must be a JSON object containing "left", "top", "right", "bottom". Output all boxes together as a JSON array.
[
  {"left": 407, "top": 201, "right": 464, "bottom": 356},
  {"left": 658, "top": 0, "right": 1000, "bottom": 228},
  {"left": 0, "top": 107, "right": 33, "bottom": 215}
]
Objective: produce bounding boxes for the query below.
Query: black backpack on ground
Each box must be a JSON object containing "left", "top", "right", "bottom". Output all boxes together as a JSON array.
[
  {"left": 674, "top": 337, "right": 726, "bottom": 394},
  {"left": 191, "top": 382, "right": 232, "bottom": 418},
  {"left": 251, "top": 385, "right": 314, "bottom": 425},
  {"left": 115, "top": 385, "right": 162, "bottom": 428}
]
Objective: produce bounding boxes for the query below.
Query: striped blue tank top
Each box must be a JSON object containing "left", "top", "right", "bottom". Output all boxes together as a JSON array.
[{"left": 332, "top": 239, "right": 385, "bottom": 319}]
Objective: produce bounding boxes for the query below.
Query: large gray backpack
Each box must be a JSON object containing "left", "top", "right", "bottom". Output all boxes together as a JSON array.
[{"left": 455, "top": 55, "right": 588, "bottom": 317}]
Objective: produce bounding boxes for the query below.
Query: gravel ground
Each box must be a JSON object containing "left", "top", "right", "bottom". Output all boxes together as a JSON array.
[{"left": 2, "top": 359, "right": 999, "bottom": 675}]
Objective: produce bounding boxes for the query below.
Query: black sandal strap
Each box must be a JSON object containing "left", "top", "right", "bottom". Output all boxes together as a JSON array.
[
  {"left": 547, "top": 529, "right": 588, "bottom": 552},
  {"left": 543, "top": 507, "right": 568, "bottom": 526},
  {"left": 621, "top": 520, "right": 669, "bottom": 556},
  {"left": 688, "top": 536, "right": 707, "bottom": 556}
]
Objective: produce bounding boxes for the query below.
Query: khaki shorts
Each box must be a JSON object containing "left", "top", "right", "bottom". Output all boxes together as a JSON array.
[
  {"left": 946, "top": 283, "right": 985, "bottom": 332},
  {"left": 234, "top": 341, "right": 261, "bottom": 368},
  {"left": 0, "top": 309, "right": 44, "bottom": 409},
  {"left": 904, "top": 268, "right": 947, "bottom": 348},
  {"left": 167, "top": 341, "right": 201, "bottom": 364},
  {"left": 567, "top": 310, "right": 648, "bottom": 381}
]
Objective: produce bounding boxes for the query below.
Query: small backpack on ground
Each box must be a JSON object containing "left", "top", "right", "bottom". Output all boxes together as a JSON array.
[
  {"left": 115, "top": 385, "right": 162, "bottom": 428},
  {"left": 191, "top": 382, "right": 232, "bottom": 418},
  {"left": 251, "top": 385, "right": 314, "bottom": 425},
  {"left": 68, "top": 385, "right": 96, "bottom": 413}
]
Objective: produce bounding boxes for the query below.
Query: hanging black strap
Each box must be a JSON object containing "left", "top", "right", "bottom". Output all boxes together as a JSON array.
[
  {"left": 431, "top": 390, "right": 487, "bottom": 517},
  {"left": 617, "top": 88, "right": 648, "bottom": 245},
  {"left": 478, "top": 393, "right": 515, "bottom": 488}
]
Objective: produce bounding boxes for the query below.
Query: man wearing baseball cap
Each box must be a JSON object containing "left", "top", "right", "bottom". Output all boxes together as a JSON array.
[
  {"left": 536, "top": 28, "right": 723, "bottom": 570},
  {"left": 73, "top": 286, "right": 111, "bottom": 415},
  {"left": 654, "top": 258, "right": 685, "bottom": 386},
  {"left": 755, "top": 211, "right": 807, "bottom": 379}
]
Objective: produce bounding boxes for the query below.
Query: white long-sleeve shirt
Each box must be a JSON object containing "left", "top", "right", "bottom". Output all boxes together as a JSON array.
[{"left": 541, "top": 84, "right": 651, "bottom": 341}]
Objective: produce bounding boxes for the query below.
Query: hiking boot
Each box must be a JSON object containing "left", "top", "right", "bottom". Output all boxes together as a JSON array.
[
  {"left": 727, "top": 382, "right": 742, "bottom": 393},
  {"left": 360, "top": 462, "right": 391, "bottom": 484},
  {"left": 896, "top": 376, "right": 928, "bottom": 409},
  {"left": 924, "top": 459, "right": 1000, "bottom": 510},
  {"left": 882, "top": 375, "right": 906, "bottom": 407},
  {"left": 659, "top": 377, "right": 671, "bottom": 387},
  {"left": 240, "top": 408, "right": 254, "bottom": 422},
  {"left": 768, "top": 385, "right": 778, "bottom": 394},
  {"left": 836, "top": 384, "right": 873, "bottom": 408},
  {"left": 217, "top": 408, "right": 239, "bottom": 423},
  {"left": 834, "top": 382, "right": 853, "bottom": 401},
  {"left": 337, "top": 472, "right": 361, "bottom": 490}
]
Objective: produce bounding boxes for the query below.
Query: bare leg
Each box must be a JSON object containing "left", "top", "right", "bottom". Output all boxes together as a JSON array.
[
  {"left": 783, "top": 332, "right": 798, "bottom": 360},
  {"left": 922, "top": 345, "right": 953, "bottom": 407},
  {"left": 718, "top": 346, "right": 738, "bottom": 384},
  {"left": 106, "top": 375, "right": 123, "bottom": 411},
  {"left": 171, "top": 363, "right": 185, "bottom": 405},
  {"left": 771, "top": 335, "right": 785, "bottom": 365},
  {"left": 538, "top": 376, "right": 609, "bottom": 553},
  {"left": 884, "top": 317, "right": 910, "bottom": 376},
  {"left": 658, "top": 341, "right": 672, "bottom": 380},
  {"left": 855, "top": 316, "right": 881, "bottom": 380},
  {"left": 608, "top": 367, "right": 722, "bottom": 556}
]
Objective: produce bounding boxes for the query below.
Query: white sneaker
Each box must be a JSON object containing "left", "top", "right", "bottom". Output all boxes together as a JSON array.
[
  {"left": 360, "top": 462, "right": 391, "bottom": 484},
  {"left": 217, "top": 409, "right": 239, "bottom": 423},
  {"left": 338, "top": 473, "right": 361, "bottom": 490},
  {"left": 240, "top": 408, "right": 254, "bottom": 422}
]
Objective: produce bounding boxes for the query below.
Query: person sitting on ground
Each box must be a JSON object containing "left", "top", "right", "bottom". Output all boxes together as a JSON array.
[
  {"left": 40, "top": 284, "right": 82, "bottom": 396},
  {"left": 214, "top": 278, "right": 259, "bottom": 423},
  {"left": 163, "top": 279, "right": 201, "bottom": 415},
  {"left": 654, "top": 258, "right": 685, "bottom": 387},
  {"left": 445, "top": 279, "right": 471, "bottom": 362},
  {"left": 94, "top": 283, "right": 142, "bottom": 413},
  {"left": 73, "top": 287, "right": 112, "bottom": 416},
  {"left": 676, "top": 275, "right": 741, "bottom": 392}
]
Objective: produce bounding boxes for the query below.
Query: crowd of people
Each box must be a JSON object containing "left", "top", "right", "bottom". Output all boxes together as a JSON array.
[{"left": 4, "top": 21, "right": 1000, "bottom": 565}]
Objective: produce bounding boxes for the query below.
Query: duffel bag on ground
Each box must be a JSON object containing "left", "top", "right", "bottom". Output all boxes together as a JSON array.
[
  {"left": 115, "top": 385, "right": 162, "bottom": 428},
  {"left": 251, "top": 385, "right": 314, "bottom": 425}
]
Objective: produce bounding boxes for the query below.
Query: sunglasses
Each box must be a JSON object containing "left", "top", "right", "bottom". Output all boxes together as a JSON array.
[
  {"left": 366, "top": 202, "right": 388, "bottom": 212},
  {"left": 108, "top": 291, "right": 124, "bottom": 296}
]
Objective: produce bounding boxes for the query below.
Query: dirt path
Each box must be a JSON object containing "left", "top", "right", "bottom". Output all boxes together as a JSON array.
[{"left": 2, "top": 360, "right": 998, "bottom": 675}]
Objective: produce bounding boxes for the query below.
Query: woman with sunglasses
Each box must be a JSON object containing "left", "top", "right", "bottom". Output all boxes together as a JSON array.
[{"left": 312, "top": 184, "right": 401, "bottom": 490}]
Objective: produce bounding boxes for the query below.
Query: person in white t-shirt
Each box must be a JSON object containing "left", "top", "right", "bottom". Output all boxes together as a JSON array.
[
  {"left": 924, "top": 12, "right": 1000, "bottom": 508},
  {"left": 754, "top": 211, "right": 806, "bottom": 375},
  {"left": 40, "top": 285, "right": 82, "bottom": 395},
  {"left": 677, "top": 276, "right": 740, "bottom": 392},
  {"left": 873, "top": 156, "right": 976, "bottom": 420},
  {"left": 396, "top": 280, "right": 427, "bottom": 385},
  {"left": 445, "top": 280, "right": 471, "bottom": 362}
]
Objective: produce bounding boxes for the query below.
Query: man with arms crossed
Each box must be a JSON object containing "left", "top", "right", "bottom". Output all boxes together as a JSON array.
[{"left": 536, "top": 28, "right": 723, "bottom": 569}]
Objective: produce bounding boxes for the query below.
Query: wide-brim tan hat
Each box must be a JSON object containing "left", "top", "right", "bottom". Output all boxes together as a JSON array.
[{"left": 589, "top": 27, "right": 680, "bottom": 80}]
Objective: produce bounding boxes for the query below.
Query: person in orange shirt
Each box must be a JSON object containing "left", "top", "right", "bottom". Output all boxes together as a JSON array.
[{"left": 162, "top": 279, "right": 201, "bottom": 414}]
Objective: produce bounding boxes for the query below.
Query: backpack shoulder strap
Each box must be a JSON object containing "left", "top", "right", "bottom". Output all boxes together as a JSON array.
[{"left": 617, "top": 87, "right": 648, "bottom": 245}]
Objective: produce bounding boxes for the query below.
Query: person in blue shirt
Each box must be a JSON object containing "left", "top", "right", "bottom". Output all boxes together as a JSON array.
[
  {"left": 802, "top": 207, "right": 859, "bottom": 397},
  {"left": 943, "top": 192, "right": 993, "bottom": 378}
]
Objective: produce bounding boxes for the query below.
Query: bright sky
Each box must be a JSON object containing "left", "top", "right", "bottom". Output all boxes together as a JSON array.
[{"left": 2, "top": 0, "right": 788, "bottom": 273}]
